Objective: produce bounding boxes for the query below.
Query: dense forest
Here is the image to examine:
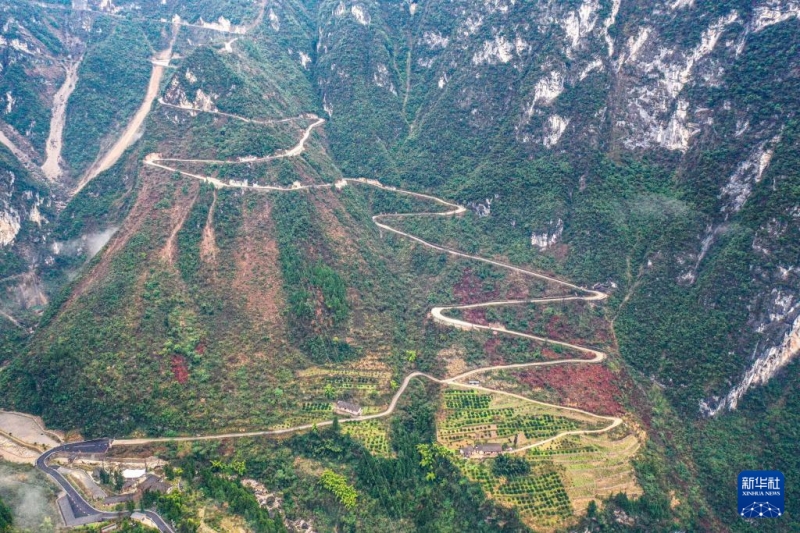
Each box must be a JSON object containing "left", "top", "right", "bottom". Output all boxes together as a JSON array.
[{"left": 0, "top": 497, "right": 11, "bottom": 533}]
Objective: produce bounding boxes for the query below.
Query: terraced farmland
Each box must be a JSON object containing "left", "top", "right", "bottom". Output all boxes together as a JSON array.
[
  {"left": 437, "top": 390, "right": 605, "bottom": 449},
  {"left": 341, "top": 420, "right": 391, "bottom": 457},
  {"left": 439, "top": 389, "right": 643, "bottom": 530},
  {"left": 296, "top": 359, "right": 393, "bottom": 407},
  {"left": 531, "top": 432, "right": 643, "bottom": 514},
  {"left": 462, "top": 460, "right": 572, "bottom": 528}
]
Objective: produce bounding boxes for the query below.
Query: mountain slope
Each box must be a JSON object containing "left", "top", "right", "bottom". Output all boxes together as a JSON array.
[{"left": 1, "top": 0, "right": 799, "bottom": 530}]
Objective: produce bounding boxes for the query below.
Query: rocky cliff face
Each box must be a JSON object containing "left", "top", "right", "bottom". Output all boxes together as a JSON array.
[
  {"left": 4, "top": 0, "right": 796, "bottom": 416},
  {"left": 306, "top": 0, "right": 800, "bottom": 416}
]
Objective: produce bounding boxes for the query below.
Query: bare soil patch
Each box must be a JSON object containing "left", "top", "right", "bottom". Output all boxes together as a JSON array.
[
  {"left": 42, "top": 59, "right": 81, "bottom": 180},
  {"left": 63, "top": 174, "right": 156, "bottom": 309},
  {"left": 200, "top": 189, "right": 219, "bottom": 263},
  {"left": 0, "top": 411, "right": 61, "bottom": 449},
  {"left": 232, "top": 199, "right": 284, "bottom": 328}
]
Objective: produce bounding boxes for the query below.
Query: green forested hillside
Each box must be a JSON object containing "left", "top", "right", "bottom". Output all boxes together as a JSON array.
[
  {"left": 0, "top": 497, "right": 11, "bottom": 533},
  {"left": 1, "top": 0, "right": 799, "bottom": 531},
  {"left": 62, "top": 20, "right": 153, "bottom": 176}
]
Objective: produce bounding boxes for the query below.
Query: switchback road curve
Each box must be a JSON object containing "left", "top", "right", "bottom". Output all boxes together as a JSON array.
[
  {"left": 40, "top": 107, "right": 623, "bottom": 530},
  {"left": 115, "top": 110, "right": 623, "bottom": 448},
  {"left": 36, "top": 439, "right": 175, "bottom": 532}
]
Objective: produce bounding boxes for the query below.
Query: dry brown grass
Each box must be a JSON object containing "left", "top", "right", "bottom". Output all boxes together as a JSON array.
[
  {"left": 63, "top": 172, "right": 158, "bottom": 309},
  {"left": 231, "top": 197, "right": 284, "bottom": 329}
]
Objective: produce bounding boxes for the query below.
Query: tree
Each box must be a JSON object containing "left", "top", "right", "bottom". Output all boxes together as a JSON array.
[
  {"left": 417, "top": 443, "right": 454, "bottom": 481},
  {"left": 319, "top": 470, "right": 358, "bottom": 510},
  {"left": 0, "top": 496, "right": 12, "bottom": 533},
  {"left": 491, "top": 454, "right": 530, "bottom": 478},
  {"left": 324, "top": 383, "right": 336, "bottom": 400}
]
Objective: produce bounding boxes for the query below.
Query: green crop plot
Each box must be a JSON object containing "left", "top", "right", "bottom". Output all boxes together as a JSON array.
[
  {"left": 461, "top": 459, "right": 572, "bottom": 528},
  {"left": 528, "top": 435, "right": 597, "bottom": 457},
  {"left": 302, "top": 402, "right": 333, "bottom": 412},
  {"left": 445, "top": 390, "right": 492, "bottom": 409},
  {"left": 439, "top": 388, "right": 640, "bottom": 530},
  {"left": 497, "top": 471, "right": 572, "bottom": 521},
  {"left": 269, "top": 412, "right": 330, "bottom": 430},
  {"left": 341, "top": 420, "right": 391, "bottom": 457},
  {"left": 437, "top": 390, "right": 599, "bottom": 448},
  {"left": 296, "top": 364, "right": 392, "bottom": 405}
]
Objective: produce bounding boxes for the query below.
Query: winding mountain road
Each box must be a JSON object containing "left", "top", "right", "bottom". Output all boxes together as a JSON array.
[
  {"left": 120, "top": 110, "right": 623, "bottom": 449},
  {"left": 36, "top": 439, "right": 175, "bottom": 532},
  {"left": 35, "top": 105, "right": 624, "bottom": 531}
]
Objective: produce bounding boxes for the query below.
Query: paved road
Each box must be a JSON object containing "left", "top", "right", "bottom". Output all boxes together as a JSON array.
[
  {"left": 142, "top": 509, "right": 176, "bottom": 532},
  {"left": 37, "top": 440, "right": 118, "bottom": 521},
  {"left": 36, "top": 440, "right": 175, "bottom": 532}
]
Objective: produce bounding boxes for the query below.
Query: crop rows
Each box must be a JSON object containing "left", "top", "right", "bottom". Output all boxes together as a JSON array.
[
  {"left": 461, "top": 460, "right": 572, "bottom": 526},
  {"left": 322, "top": 375, "right": 379, "bottom": 389},
  {"left": 495, "top": 415, "right": 578, "bottom": 439},
  {"left": 439, "top": 400, "right": 580, "bottom": 444},
  {"left": 269, "top": 412, "right": 328, "bottom": 430},
  {"left": 528, "top": 437, "right": 597, "bottom": 457},
  {"left": 302, "top": 402, "right": 332, "bottom": 412},
  {"left": 342, "top": 421, "right": 391, "bottom": 457},
  {"left": 497, "top": 472, "right": 572, "bottom": 521},
  {"left": 299, "top": 369, "right": 391, "bottom": 401},
  {"left": 300, "top": 368, "right": 390, "bottom": 379},
  {"left": 444, "top": 390, "right": 491, "bottom": 410}
]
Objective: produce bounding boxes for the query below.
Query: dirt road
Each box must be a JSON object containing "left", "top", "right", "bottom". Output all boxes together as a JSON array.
[
  {"left": 89, "top": 104, "right": 622, "bottom": 453},
  {"left": 118, "top": 114, "right": 622, "bottom": 451},
  {"left": 152, "top": 116, "right": 325, "bottom": 166},
  {"left": 73, "top": 31, "right": 177, "bottom": 196}
]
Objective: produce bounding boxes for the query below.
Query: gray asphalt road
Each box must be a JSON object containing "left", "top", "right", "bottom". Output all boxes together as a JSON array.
[{"left": 36, "top": 439, "right": 175, "bottom": 532}]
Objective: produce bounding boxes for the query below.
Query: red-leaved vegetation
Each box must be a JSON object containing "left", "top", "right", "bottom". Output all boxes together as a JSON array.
[{"left": 517, "top": 364, "right": 624, "bottom": 416}]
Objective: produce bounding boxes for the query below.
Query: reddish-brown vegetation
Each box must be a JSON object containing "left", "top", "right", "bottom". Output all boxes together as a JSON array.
[
  {"left": 464, "top": 308, "right": 488, "bottom": 325},
  {"left": 539, "top": 346, "right": 593, "bottom": 361},
  {"left": 517, "top": 364, "right": 624, "bottom": 416},
  {"left": 171, "top": 355, "right": 189, "bottom": 384},
  {"left": 545, "top": 314, "right": 571, "bottom": 338},
  {"left": 232, "top": 199, "right": 284, "bottom": 328},
  {"left": 483, "top": 337, "right": 503, "bottom": 364},
  {"left": 453, "top": 268, "right": 497, "bottom": 304}
]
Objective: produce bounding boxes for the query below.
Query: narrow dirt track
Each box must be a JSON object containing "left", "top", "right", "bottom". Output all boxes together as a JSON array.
[
  {"left": 152, "top": 116, "right": 325, "bottom": 165},
  {"left": 115, "top": 109, "right": 622, "bottom": 452},
  {"left": 74, "top": 28, "right": 178, "bottom": 196}
]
